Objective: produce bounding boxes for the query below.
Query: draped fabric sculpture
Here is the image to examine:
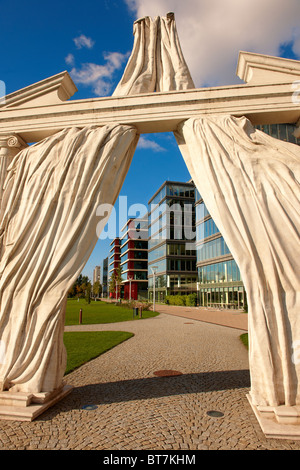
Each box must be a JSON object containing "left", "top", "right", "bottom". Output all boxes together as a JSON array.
[
  {"left": 115, "top": 14, "right": 300, "bottom": 409},
  {"left": 0, "top": 11, "right": 299, "bottom": 418},
  {"left": 113, "top": 12, "right": 194, "bottom": 95},
  {"left": 175, "top": 116, "right": 300, "bottom": 407},
  {"left": 0, "top": 13, "right": 193, "bottom": 395},
  {"left": 0, "top": 125, "right": 139, "bottom": 392}
]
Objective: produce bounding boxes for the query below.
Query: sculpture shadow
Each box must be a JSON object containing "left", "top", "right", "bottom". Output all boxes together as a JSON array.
[{"left": 39, "top": 369, "right": 250, "bottom": 420}]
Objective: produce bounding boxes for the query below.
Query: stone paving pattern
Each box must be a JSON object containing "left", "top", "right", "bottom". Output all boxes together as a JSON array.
[{"left": 0, "top": 306, "right": 300, "bottom": 450}]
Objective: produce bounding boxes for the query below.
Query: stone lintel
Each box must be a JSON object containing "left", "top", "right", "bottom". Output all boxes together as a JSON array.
[
  {"left": 0, "top": 51, "right": 299, "bottom": 143},
  {"left": 0, "top": 81, "right": 300, "bottom": 143}
]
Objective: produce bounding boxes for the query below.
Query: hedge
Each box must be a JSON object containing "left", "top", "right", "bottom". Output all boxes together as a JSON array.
[{"left": 165, "top": 293, "right": 197, "bottom": 306}]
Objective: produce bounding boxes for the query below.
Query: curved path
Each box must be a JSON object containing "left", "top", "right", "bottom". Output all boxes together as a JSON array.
[{"left": 0, "top": 310, "right": 299, "bottom": 450}]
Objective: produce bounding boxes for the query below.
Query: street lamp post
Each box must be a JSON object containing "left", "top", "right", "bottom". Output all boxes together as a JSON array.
[
  {"left": 151, "top": 266, "right": 158, "bottom": 313},
  {"left": 128, "top": 274, "right": 133, "bottom": 301}
]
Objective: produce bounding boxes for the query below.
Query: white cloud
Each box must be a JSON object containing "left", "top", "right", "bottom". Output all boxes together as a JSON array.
[
  {"left": 125, "top": 0, "right": 300, "bottom": 87},
  {"left": 70, "top": 52, "right": 130, "bottom": 96},
  {"left": 73, "top": 34, "right": 95, "bottom": 49},
  {"left": 65, "top": 53, "right": 75, "bottom": 66},
  {"left": 137, "top": 136, "right": 166, "bottom": 152},
  {"left": 103, "top": 51, "right": 130, "bottom": 70}
]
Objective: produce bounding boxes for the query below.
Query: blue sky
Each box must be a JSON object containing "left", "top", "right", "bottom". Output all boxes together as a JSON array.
[{"left": 1, "top": 0, "right": 300, "bottom": 281}]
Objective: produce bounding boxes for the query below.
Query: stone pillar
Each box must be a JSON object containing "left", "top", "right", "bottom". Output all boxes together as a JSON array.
[{"left": 0, "top": 134, "right": 28, "bottom": 208}]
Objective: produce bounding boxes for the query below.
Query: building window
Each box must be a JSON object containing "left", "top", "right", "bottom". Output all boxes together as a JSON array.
[
  {"left": 197, "top": 237, "right": 231, "bottom": 262},
  {"left": 198, "top": 260, "right": 241, "bottom": 284}
]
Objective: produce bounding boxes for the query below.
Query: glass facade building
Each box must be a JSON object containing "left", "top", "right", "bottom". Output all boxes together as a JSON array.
[
  {"left": 255, "top": 123, "right": 299, "bottom": 145},
  {"left": 104, "top": 122, "right": 299, "bottom": 307},
  {"left": 102, "top": 257, "right": 108, "bottom": 297},
  {"left": 148, "top": 181, "right": 197, "bottom": 302},
  {"left": 108, "top": 237, "right": 121, "bottom": 299},
  {"left": 195, "top": 188, "right": 245, "bottom": 309}
]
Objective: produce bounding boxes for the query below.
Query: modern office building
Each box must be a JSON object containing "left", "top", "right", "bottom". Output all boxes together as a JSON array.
[
  {"left": 102, "top": 257, "right": 108, "bottom": 297},
  {"left": 104, "top": 123, "right": 299, "bottom": 306},
  {"left": 108, "top": 237, "right": 121, "bottom": 299},
  {"left": 255, "top": 123, "right": 299, "bottom": 145},
  {"left": 120, "top": 216, "right": 148, "bottom": 300},
  {"left": 195, "top": 188, "right": 245, "bottom": 309},
  {"left": 148, "top": 181, "right": 197, "bottom": 303}
]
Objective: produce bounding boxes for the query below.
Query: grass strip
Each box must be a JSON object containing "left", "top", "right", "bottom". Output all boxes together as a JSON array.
[
  {"left": 240, "top": 333, "right": 248, "bottom": 349},
  {"left": 65, "top": 299, "right": 158, "bottom": 325},
  {"left": 63, "top": 331, "right": 134, "bottom": 374}
]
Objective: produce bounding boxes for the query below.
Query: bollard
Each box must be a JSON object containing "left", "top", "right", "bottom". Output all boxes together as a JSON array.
[
  {"left": 79, "top": 308, "right": 82, "bottom": 324},
  {"left": 133, "top": 307, "right": 139, "bottom": 319}
]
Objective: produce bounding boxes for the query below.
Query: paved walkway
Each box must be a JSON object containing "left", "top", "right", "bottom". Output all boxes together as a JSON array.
[
  {"left": 154, "top": 304, "right": 249, "bottom": 331},
  {"left": 0, "top": 307, "right": 300, "bottom": 451}
]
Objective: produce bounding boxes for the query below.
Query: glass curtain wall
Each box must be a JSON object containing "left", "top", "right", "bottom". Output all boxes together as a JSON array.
[
  {"left": 148, "top": 181, "right": 197, "bottom": 303},
  {"left": 195, "top": 188, "right": 246, "bottom": 310}
]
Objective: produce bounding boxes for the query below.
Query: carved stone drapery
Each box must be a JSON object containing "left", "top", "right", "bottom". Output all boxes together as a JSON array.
[{"left": 0, "top": 134, "right": 27, "bottom": 208}]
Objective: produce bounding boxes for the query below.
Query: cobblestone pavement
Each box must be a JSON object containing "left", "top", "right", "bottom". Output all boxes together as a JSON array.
[{"left": 0, "top": 310, "right": 300, "bottom": 451}]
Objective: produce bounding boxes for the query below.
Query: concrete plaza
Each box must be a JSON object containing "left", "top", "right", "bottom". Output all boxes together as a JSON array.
[{"left": 0, "top": 306, "right": 299, "bottom": 450}]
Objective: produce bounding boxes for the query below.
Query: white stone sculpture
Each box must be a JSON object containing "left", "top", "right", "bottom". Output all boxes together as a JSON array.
[
  {"left": 0, "top": 12, "right": 299, "bottom": 438},
  {"left": 175, "top": 115, "right": 300, "bottom": 435},
  {"left": 113, "top": 12, "right": 194, "bottom": 96},
  {"left": 0, "top": 124, "right": 138, "bottom": 395}
]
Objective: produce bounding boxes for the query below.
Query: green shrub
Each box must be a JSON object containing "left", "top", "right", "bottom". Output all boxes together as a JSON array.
[
  {"left": 186, "top": 293, "right": 197, "bottom": 306},
  {"left": 165, "top": 294, "right": 197, "bottom": 306},
  {"left": 118, "top": 300, "right": 152, "bottom": 311},
  {"left": 175, "top": 295, "right": 186, "bottom": 306}
]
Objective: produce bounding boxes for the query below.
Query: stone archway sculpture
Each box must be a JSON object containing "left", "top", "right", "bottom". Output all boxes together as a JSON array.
[{"left": 0, "top": 13, "right": 299, "bottom": 439}]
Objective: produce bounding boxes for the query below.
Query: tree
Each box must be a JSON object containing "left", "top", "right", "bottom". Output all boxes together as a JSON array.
[
  {"left": 109, "top": 271, "right": 116, "bottom": 296},
  {"left": 109, "top": 266, "right": 123, "bottom": 299},
  {"left": 68, "top": 274, "right": 92, "bottom": 299},
  {"left": 85, "top": 281, "right": 92, "bottom": 304},
  {"left": 93, "top": 280, "right": 102, "bottom": 299}
]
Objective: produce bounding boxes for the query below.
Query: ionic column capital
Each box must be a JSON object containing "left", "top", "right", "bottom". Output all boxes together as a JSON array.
[
  {"left": 0, "top": 133, "right": 28, "bottom": 209},
  {"left": 0, "top": 133, "right": 27, "bottom": 152}
]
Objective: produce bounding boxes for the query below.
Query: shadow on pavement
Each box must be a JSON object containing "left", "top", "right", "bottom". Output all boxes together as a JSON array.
[{"left": 40, "top": 369, "right": 250, "bottom": 420}]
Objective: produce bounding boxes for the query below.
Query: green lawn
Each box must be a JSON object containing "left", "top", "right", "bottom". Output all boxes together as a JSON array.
[
  {"left": 65, "top": 298, "right": 159, "bottom": 325},
  {"left": 64, "top": 300, "right": 249, "bottom": 376},
  {"left": 63, "top": 330, "right": 134, "bottom": 374},
  {"left": 63, "top": 299, "right": 158, "bottom": 375}
]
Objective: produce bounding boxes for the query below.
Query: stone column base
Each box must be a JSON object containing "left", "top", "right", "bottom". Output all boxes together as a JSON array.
[
  {"left": 247, "top": 394, "right": 300, "bottom": 440},
  {"left": 0, "top": 383, "right": 73, "bottom": 421}
]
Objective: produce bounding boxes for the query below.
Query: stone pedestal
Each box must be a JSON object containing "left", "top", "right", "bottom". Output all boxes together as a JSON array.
[
  {"left": 247, "top": 395, "right": 300, "bottom": 440},
  {"left": 0, "top": 384, "right": 73, "bottom": 421}
]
